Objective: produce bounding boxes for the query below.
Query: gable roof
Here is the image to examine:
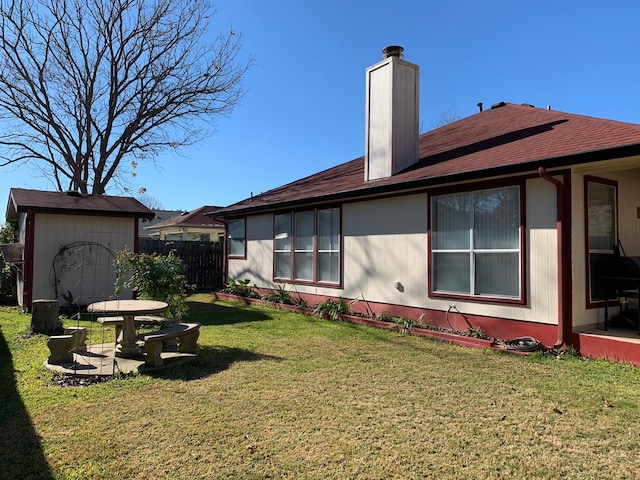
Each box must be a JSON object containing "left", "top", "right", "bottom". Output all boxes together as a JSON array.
[
  {"left": 146, "top": 205, "right": 224, "bottom": 230},
  {"left": 217, "top": 103, "right": 640, "bottom": 216},
  {"left": 6, "top": 188, "right": 155, "bottom": 222},
  {"left": 138, "top": 209, "right": 186, "bottom": 238}
]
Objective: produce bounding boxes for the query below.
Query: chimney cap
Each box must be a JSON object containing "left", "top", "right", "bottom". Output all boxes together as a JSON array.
[{"left": 382, "top": 45, "right": 404, "bottom": 59}]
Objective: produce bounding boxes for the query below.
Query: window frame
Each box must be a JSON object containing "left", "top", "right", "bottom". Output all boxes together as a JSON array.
[
  {"left": 273, "top": 206, "right": 341, "bottom": 287},
  {"left": 428, "top": 179, "right": 526, "bottom": 305},
  {"left": 584, "top": 176, "right": 618, "bottom": 308},
  {"left": 227, "top": 218, "right": 246, "bottom": 259}
]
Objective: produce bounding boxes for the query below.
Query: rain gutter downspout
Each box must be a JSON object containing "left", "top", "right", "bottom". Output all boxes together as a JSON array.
[{"left": 538, "top": 167, "right": 566, "bottom": 348}]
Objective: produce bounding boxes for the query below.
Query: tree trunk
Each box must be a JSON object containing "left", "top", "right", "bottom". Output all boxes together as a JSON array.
[{"left": 31, "top": 300, "right": 62, "bottom": 334}]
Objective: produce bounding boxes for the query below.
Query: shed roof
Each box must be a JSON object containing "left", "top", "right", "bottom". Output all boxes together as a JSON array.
[
  {"left": 6, "top": 188, "right": 155, "bottom": 221},
  {"left": 217, "top": 103, "right": 640, "bottom": 216}
]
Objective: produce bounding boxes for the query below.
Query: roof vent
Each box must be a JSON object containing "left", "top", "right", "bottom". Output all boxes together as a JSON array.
[
  {"left": 382, "top": 45, "right": 404, "bottom": 59},
  {"left": 65, "top": 190, "right": 81, "bottom": 197},
  {"left": 491, "top": 101, "right": 507, "bottom": 109}
]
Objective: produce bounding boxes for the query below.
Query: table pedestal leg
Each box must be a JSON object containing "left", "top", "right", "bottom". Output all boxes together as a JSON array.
[{"left": 115, "top": 315, "right": 141, "bottom": 358}]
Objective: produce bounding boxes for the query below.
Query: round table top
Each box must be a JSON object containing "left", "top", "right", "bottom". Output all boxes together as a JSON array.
[{"left": 87, "top": 299, "right": 168, "bottom": 314}]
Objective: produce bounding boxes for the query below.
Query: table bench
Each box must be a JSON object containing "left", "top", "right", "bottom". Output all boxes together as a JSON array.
[
  {"left": 96, "top": 316, "right": 179, "bottom": 345},
  {"left": 137, "top": 322, "right": 201, "bottom": 367}
]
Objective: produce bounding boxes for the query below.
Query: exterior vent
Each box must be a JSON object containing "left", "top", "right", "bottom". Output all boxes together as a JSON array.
[{"left": 491, "top": 101, "right": 507, "bottom": 109}]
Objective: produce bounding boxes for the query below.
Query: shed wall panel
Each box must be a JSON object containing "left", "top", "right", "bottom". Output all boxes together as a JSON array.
[{"left": 31, "top": 214, "right": 135, "bottom": 307}]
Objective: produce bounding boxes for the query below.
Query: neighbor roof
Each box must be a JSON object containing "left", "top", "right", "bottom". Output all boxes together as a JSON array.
[
  {"left": 217, "top": 103, "right": 640, "bottom": 216},
  {"left": 146, "top": 206, "right": 224, "bottom": 230},
  {"left": 6, "top": 188, "right": 155, "bottom": 221}
]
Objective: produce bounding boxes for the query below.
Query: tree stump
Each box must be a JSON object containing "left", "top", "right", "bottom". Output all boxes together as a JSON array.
[{"left": 31, "top": 299, "right": 62, "bottom": 334}]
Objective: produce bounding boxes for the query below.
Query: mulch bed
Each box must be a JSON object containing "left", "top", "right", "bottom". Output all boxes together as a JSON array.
[{"left": 53, "top": 374, "right": 114, "bottom": 387}]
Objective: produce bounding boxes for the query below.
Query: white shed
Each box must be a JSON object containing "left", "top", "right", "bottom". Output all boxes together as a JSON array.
[{"left": 5, "top": 188, "right": 154, "bottom": 311}]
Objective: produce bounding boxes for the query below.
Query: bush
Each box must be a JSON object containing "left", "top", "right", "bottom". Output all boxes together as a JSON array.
[
  {"left": 114, "top": 249, "right": 191, "bottom": 318},
  {"left": 222, "top": 279, "right": 260, "bottom": 299},
  {"left": 312, "top": 298, "right": 351, "bottom": 321}
]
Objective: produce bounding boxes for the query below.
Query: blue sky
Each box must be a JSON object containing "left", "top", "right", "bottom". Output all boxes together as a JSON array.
[{"left": 2, "top": 0, "right": 639, "bottom": 212}]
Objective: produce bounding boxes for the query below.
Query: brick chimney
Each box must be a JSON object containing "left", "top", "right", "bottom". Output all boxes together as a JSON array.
[{"left": 364, "top": 46, "right": 419, "bottom": 181}]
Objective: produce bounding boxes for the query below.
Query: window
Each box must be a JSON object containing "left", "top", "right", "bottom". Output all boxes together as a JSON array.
[
  {"left": 586, "top": 178, "right": 617, "bottom": 303},
  {"left": 227, "top": 218, "right": 246, "bottom": 257},
  {"left": 431, "top": 185, "right": 522, "bottom": 300},
  {"left": 274, "top": 207, "right": 340, "bottom": 284}
]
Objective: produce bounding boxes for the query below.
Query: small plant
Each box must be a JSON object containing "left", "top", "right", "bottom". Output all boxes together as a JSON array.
[
  {"left": 222, "top": 279, "right": 260, "bottom": 299},
  {"left": 464, "top": 326, "right": 488, "bottom": 339},
  {"left": 400, "top": 317, "right": 414, "bottom": 334},
  {"left": 262, "top": 285, "right": 294, "bottom": 305},
  {"left": 313, "top": 297, "right": 351, "bottom": 321}
]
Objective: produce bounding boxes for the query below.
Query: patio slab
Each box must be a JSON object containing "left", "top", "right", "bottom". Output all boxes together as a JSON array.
[{"left": 44, "top": 343, "right": 197, "bottom": 376}]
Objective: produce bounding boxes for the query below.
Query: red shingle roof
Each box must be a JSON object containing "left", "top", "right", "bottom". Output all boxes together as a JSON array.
[
  {"left": 218, "top": 103, "right": 640, "bottom": 215},
  {"left": 150, "top": 206, "right": 224, "bottom": 229},
  {"left": 6, "top": 188, "right": 154, "bottom": 221}
]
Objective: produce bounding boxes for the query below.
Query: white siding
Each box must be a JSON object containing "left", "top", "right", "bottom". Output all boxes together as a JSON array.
[
  {"left": 228, "top": 214, "right": 274, "bottom": 286},
  {"left": 343, "top": 195, "right": 428, "bottom": 305},
  {"left": 236, "top": 180, "right": 560, "bottom": 326}
]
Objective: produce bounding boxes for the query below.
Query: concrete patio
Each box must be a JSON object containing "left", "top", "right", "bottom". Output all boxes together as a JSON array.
[{"left": 44, "top": 342, "right": 198, "bottom": 376}]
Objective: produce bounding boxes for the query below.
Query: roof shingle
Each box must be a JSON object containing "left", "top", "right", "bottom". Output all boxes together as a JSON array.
[{"left": 218, "top": 104, "right": 640, "bottom": 215}]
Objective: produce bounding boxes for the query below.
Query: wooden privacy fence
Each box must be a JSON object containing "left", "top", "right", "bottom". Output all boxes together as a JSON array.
[{"left": 138, "top": 239, "right": 224, "bottom": 291}]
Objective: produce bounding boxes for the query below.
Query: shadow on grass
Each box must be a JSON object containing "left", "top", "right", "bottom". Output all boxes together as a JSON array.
[
  {"left": 0, "top": 327, "right": 54, "bottom": 480},
  {"left": 186, "top": 299, "right": 273, "bottom": 326},
  {"left": 145, "top": 344, "right": 283, "bottom": 381}
]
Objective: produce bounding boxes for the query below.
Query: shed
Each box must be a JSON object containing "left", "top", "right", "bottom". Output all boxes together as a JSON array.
[{"left": 5, "top": 188, "right": 154, "bottom": 311}]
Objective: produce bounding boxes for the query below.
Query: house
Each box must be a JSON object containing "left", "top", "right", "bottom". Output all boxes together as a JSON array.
[
  {"left": 5, "top": 188, "right": 154, "bottom": 311},
  {"left": 215, "top": 46, "right": 640, "bottom": 364},
  {"left": 138, "top": 209, "right": 185, "bottom": 239},
  {"left": 143, "top": 205, "right": 224, "bottom": 242}
]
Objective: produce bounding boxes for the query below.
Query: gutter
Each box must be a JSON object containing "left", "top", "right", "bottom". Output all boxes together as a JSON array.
[{"left": 538, "top": 167, "right": 566, "bottom": 348}]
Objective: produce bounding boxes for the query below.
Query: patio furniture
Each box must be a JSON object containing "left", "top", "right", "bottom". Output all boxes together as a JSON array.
[
  {"left": 88, "top": 300, "right": 168, "bottom": 358},
  {"left": 137, "top": 322, "right": 201, "bottom": 367}
]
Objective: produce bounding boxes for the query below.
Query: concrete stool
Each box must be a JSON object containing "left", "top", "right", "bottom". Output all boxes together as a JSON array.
[
  {"left": 47, "top": 335, "right": 75, "bottom": 364},
  {"left": 64, "top": 327, "right": 88, "bottom": 352}
]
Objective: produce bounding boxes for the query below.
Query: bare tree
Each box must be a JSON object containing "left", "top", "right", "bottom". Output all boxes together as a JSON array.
[
  {"left": 0, "top": 0, "right": 250, "bottom": 194},
  {"left": 431, "top": 107, "right": 461, "bottom": 129},
  {"left": 136, "top": 193, "right": 163, "bottom": 210}
]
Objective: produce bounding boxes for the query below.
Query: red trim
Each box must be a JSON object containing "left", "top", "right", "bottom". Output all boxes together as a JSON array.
[
  {"left": 271, "top": 207, "right": 343, "bottom": 287},
  {"left": 575, "top": 333, "right": 640, "bottom": 366},
  {"left": 23, "top": 210, "right": 35, "bottom": 311},
  {"left": 584, "top": 176, "right": 619, "bottom": 309},
  {"left": 227, "top": 218, "right": 247, "bottom": 260},
  {"left": 427, "top": 178, "right": 527, "bottom": 305}
]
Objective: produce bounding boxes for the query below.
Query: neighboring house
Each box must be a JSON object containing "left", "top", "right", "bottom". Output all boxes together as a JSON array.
[
  {"left": 138, "top": 209, "right": 185, "bottom": 239},
  {"left": 143, "top": 206, "right": 224, "bottom": 242},
  {"left": 5, "top": 188, "right": 154, "bottom": 311},
  {"left": 215, "top": 46, "right": 640, "bottom": 364}
]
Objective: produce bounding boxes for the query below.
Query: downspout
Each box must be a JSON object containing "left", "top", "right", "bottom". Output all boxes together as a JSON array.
[{"left": 538, "top": 167, "right": 566, "bottom": 348}]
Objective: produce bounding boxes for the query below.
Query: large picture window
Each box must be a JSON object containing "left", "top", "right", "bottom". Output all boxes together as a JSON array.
[
  {"left": 274, "top": 207, "right": 340, "bottom": 285},
  {"left": 431, "top": 185, "right": 522, "bottom": 300}
]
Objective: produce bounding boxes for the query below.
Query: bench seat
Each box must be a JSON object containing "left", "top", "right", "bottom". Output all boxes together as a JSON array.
[{"left": 137, "top": 322, "right": 201, "bottom": 367}]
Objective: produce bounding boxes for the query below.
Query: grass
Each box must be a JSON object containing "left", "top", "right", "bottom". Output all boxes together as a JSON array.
[{"left": 2, "top": 294, "right": 640, "bottom": 479}]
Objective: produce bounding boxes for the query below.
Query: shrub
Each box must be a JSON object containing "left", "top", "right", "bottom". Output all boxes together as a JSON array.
[
  {"left": 222, "top": 279, "right": 260, "bottom": 299},
  {"left": 114, "top": 249, "right": 191, "bottom": 318},
  {"left": 262, "top": 285, "right": 294, "bottom": 305},
  {"left": 313, "top": 298, "right": 350, "bottom": 321}
]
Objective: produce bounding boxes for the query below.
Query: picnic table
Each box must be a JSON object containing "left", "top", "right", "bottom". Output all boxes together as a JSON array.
[{"left": 87, "top": 299, "right": 168, "bottom": 358}]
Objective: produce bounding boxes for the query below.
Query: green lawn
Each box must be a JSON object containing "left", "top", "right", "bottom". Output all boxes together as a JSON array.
[{"left": 2, "top": 294, "right": 640, "bottom": 479}]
